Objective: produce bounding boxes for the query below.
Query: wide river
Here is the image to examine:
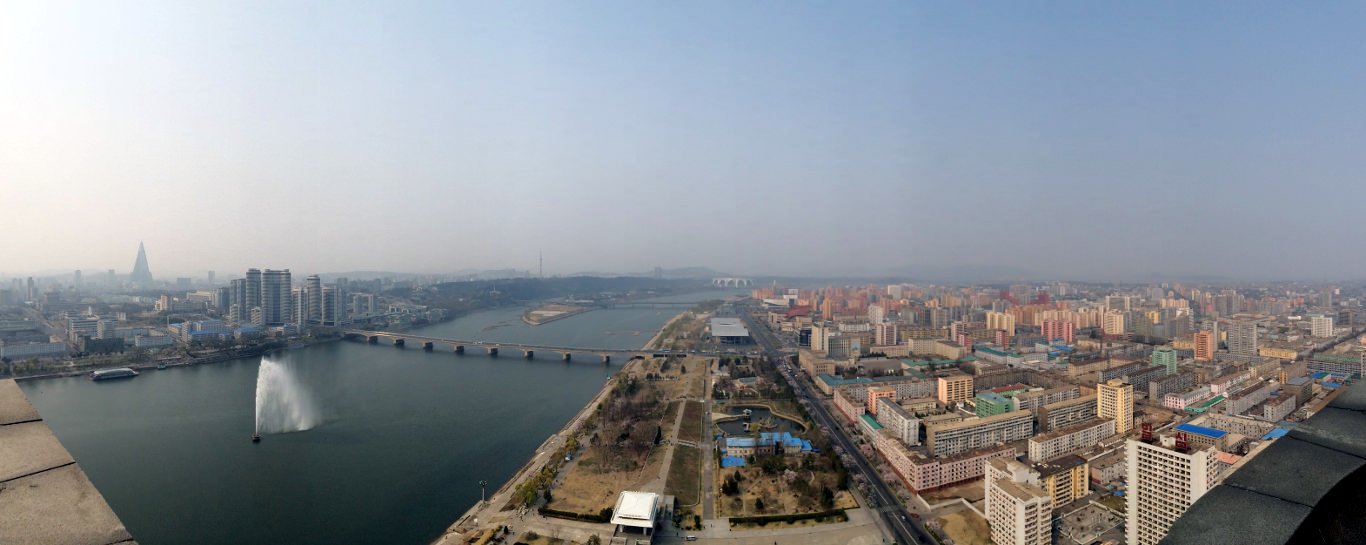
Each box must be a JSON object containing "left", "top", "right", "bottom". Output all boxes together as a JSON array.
[{"left": 20, "top": 291, "right": 734, "bottom": 545}]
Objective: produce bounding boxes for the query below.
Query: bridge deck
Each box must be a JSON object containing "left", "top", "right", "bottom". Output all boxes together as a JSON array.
[{"left": 342, "top": 330, "right": 716, "bottom": 355}]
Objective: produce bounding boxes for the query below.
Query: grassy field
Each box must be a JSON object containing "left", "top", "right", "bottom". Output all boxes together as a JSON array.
[
  {"left": 665, "top": 445, "right": 702, "bottom": 505},
  {"left": 938, "top": 509, "right": 992, "bottom": 545},
  {"left": 679, "top": 401, "right": 705, "bottom": 443}
]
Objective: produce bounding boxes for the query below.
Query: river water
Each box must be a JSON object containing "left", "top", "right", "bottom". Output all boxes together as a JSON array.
[{"left": 19, "top": 291, "right": 735, "bottom": 545}]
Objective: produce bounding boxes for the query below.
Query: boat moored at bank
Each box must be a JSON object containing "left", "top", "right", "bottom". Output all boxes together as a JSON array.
[{"left": 91, "top": 368, "right": 140, "bottom": 381}]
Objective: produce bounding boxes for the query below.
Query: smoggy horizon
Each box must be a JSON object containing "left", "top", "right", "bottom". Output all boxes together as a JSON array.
[{"left": 6, "top": 3, "right": 1366, "bottom": 281}]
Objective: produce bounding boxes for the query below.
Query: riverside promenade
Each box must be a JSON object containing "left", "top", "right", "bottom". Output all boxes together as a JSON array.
[
  {"left": 0, "top": 379, "right": 136, "bottom": 545},
  {"left": 432, "top": 309, "right": 692, "bottom": 545}
]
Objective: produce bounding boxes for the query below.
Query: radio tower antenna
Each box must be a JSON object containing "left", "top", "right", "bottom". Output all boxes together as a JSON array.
[{"left": 539, "top": 250, "right": 543, "bottom": 279}]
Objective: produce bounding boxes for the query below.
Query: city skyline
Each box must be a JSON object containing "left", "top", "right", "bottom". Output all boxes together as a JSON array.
[{"left": 6, "top": 3, "right": 1366, "bottom": 279}]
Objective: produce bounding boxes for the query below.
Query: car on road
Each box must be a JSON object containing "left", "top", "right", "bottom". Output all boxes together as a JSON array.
[{"left": 684, "top": 535, "right": 697, "bottom": 541}]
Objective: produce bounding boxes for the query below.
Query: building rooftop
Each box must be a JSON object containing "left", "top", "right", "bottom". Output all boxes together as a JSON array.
[
  {"left": 1032, "top": 418, "right": 1113, "bottom": 442},
  {"left": 0, "top": 379, "right": 136, "bottom": 545},
  {"left": 610, "top": 491, "right": 660, "bottom": 528},
  {"left": 1175, "top": 423, "right": 1229, "bottom": 439},
  {"left": 993, "top": 476, "right": 1050, "bottom": 502},
  {"left": 1034, "top": 454, "right": 1088, "bottom": 477},
  {"left": 710, "top": 318, "right": 750, "bottom": 338},
  {"left": 1161, "top": 380, "right": 1366, "bottom": 545},
  {"left": 860, "top": 414, "right": 883, "bottom": 430}
]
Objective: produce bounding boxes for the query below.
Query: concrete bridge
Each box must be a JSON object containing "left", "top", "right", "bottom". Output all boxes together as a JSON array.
[
  {"left": 592, "top": 301, "right": 699, "bottom": 309},
  {"left": 341, "top": 329, "right": 741, "bottom": 363}
]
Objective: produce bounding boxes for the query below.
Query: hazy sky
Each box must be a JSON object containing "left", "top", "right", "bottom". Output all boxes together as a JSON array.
[{"left": 4, "top": 3, "right": 1366, "bottom": 280}]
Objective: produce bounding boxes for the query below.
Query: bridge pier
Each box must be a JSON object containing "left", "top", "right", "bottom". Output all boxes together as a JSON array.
[
  {"left": 422, "top": 341, "right": 434, "bottom": 351},
  {"left": 562, "top": 352, "right": 572, "bottom": 362},
  {"left": 393, "top": 338, "right": 405, "bottom": 347},
  {"left": 454, "top": 345, "right": 464, "bottom": 355},
  {"left": 602, "top": 355, "right": 611, "bottom": 364},
  {"left": 368, "top": 336, "right": 378, "bottom": 344},
  {"left": 487, "top": 346, "right": 498, "bottom": 357}
]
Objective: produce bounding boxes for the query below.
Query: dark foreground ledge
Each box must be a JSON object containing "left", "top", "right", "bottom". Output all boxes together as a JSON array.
[
  {"left": 0, "top": 379, "right": 137, "bottom": 545},
  {"left": 1162, "top": 381, "right": 1366, "bottom": 545}
]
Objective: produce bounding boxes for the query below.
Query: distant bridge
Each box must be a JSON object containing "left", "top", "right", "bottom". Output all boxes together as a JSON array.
[
  {"left": 341, "top": 329, "right": 747, "bottom": 363},
  {"left": 592, "top": 301, "right": 700, "bottom": 309}
]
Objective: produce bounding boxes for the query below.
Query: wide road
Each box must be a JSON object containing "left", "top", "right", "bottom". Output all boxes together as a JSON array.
[{"left": 737, "top": 305, "right": 930, "bottom": 545}]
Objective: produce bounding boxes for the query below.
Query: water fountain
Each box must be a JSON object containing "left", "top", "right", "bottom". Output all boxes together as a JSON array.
[{"left": 253, "top": 356, "right": 320, "bottom": 441}]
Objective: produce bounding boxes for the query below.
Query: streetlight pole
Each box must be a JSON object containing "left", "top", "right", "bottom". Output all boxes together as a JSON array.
[{"left": 479, "top": 480, "right": 488, "bottom": 505}]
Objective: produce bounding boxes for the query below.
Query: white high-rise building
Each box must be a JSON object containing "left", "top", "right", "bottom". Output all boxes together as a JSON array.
[
  {"left": 1312, "top": 315, "right": 1334, "bottom": 338},
  {"left": 984, "top": 459, "right": 1051, "bottom": 545},
  {"left": 260, "top": 269, "right": 292, "bottom": 326},
  {"left": 868, "top": 304, "right": 886, "bottom": 325},
  {"left": 306, "top": 274, "right": 323, "bottom": 324},
  {"left": 1126, "top": 435, "right": 1219, "bottom": 545}
]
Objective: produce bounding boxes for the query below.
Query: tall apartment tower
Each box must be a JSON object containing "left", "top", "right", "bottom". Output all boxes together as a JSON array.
[
  {"left": 244, "top": 269, "right": 263, "bottom": 320},
  {"left": 1311, "top": 315, "right": 1334, "bottom": 338},
  {"left": 1192, "top": 330, "right": 1216, "bottom": 361},
  {"left": 321, "top": 285, "right": 347, "bottom": 326},
  {"left": 290, "top": 288, "right": 306, "bottom": 326},
  {"left": 983, "top": 461, "right": 1051, "bottom": 545},
  {"left": 1098, "top": 379, "right": 1134, "bottom": 435},
  {"left": 1126, "top": 433, "right": 1219, "bottom": 545},
  {"left": 1226, "top": 320, "right": 1258, "bottom": 357},
  {"left": 1152, "top": 346, "right": 1178, "bottom": 375},
  {"left": 260, "top": 269, "right": 292, "bottom": 326},
  {"left": 229, "top": 279, "right": 248, "bottom": 324},
  {"left": 305, "top": 274, "right": 323, "bottom": 323}
]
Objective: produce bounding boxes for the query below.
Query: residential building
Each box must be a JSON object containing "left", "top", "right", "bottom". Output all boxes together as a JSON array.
[
  {"left": 306, "top": 274, "right": 323, "bottom": 323},
  {"left": 1028, "top": 418, "right": 1116, "bottom": 462},
  {"left": 1098, "top": 379, "right": 1134, "bottom": 435},
  {"left": 1151, "top": 346, "right": 1178, "bottom": 374},
  {"left": 1126, "top": 434, "right": 1219, "bottom": 545},
  {"left": 875, "top": 397, "right": 920, "bottom": 446},
  {"left": 1164, "top": 387, "right": 1214, "bottom": 411},
  {"left": 975, "top": 392, "right": 1014, "bottom": 417},
  {"left": 1011, "top": 386, "right": 1080, "bottom": 412},
  {"left": 1193, "top": 330, "right": 1216, "bottom": 362},
  {"left": 1226, "top": 320, "right": 1258, "bottom": 357},
  {"left": 986, "top": 311, "right": 1016, "bottom": 336},
  {"left": 1307, "top": 353, "right": 1366, "bottom": 377},
  {"left": 984, "top": 466, "right": 1051, "bottom": 545},
  {"left": 937, "top": 373, "right": 973, "bottom": 405},
  {"left": 1224, "top": 381, "right": 1274, "bottom": 416},
  {"left": 260, "top": 269, "right": 292, "bottom": 326},
  {"left": 1041, "top": 319, "right": 1075, "bottom": 344},
  {"left": 926, "top": 410, "right": 1033, "bottom": 457},
  {"left": 1149, "top": 371, "right": 1195, "bottom": 400},
  {"left": 1039, "top": 395, "right": 1098, "bottom": 431},
  {"left": 1311, "top": 314, "right": 1334, "bottom": 338},
  {"left": 867, "top": 386, "right": 896, "bottom": 416}
]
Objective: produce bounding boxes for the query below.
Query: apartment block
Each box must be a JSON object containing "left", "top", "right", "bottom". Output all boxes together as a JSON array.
[
  {"left": 1126, "top": 435, "right": 1219, "bottom": 545},
  {"left": 937, "top": 373, "right": 973, "bottom": 405},
  {"left": 1011, "top": 386, "right": 1080, "bottom": 412},
  {"left": 926, "top": 410, "right": 1033, "bottom": 457},
  {"left": 984, "top": 471, "right": 1050, "bottom": 545},
  {"left": 1098, "top": 379, "right": 1135, "bottom": 435},
  {"left": 1149, "top": 371, "right": 1195, "bottom": 400},
  {"left": 1028, "top": 418, "right": 1116, "bottom": 462},
  {"left": 1039, "top": 395, "right": 1098, "bottom": 431},
  {"left": 875, "top": 397, "right": 921, "bottom": 446}
]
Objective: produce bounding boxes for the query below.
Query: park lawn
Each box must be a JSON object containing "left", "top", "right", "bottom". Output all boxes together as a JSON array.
[
  {"left": 678, "top": 401, "right": 705, "bottom": 443},
  {"left": 665, "top": 445, "right": 701, "bottom": 506}
]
